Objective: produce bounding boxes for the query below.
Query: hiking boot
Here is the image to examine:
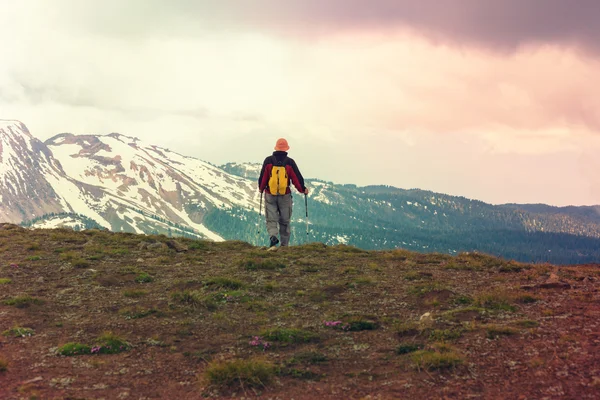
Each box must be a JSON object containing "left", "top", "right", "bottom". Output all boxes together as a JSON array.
[{"left": 269, "top": 236, "right": 279, "bottom": 247}]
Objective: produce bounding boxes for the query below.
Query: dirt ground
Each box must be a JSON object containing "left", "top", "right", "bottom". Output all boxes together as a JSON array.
[{"left": 0, "top": 224, "right": 598, "bottom": 399}]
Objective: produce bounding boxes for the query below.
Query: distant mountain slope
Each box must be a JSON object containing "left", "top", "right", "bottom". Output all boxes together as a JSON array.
[
  {"left": 501, "top": 203, "right": 600, "bottom": 225},
  {"left": 220, "top": 162, "right": 262, "bottom": 180},
  {"left": 0, "top": 120, "right": 80, "bottom": 223}
]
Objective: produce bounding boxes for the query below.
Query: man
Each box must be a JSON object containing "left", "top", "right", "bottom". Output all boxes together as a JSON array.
[{"left": 258, "top": 138, "right": 309, "bottom": 248}]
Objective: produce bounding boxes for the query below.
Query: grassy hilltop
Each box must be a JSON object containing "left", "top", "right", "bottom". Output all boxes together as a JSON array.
[{"left": 0, "top": 223, "right": 598, "bottom": 399}]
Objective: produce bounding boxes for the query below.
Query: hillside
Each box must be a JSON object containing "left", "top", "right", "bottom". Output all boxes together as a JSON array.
[{"left": 1, "top": 224, "right": 598, "bottom": 398}]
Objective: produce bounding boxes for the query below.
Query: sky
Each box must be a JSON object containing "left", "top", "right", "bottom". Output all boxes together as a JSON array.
[{"left": 1, "top": 0, "right": 600, "bottom": 206}]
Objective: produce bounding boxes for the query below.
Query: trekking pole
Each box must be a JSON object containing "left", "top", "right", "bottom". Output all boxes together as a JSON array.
[
  {"left": 304, "top": 193, "right": 309, "bottom": 243},
  {"left": 257, "top": 191, "right": 263, "bottom": 245}
]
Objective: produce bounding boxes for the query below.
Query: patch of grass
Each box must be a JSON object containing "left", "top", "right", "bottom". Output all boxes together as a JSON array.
[
  {"left": 204, "top": 358, "right": 276, "bottom": 389},
  {"left": 396, "top": 343, "right": 425, "bottom": 354},
  {"left": 442, "top": 307, "right": 485, "bottom": 322},
  {"left": 262, "top": 281, "right": 279, "bottom": 292},
  {"left": 408, "top": 282, "right": 448, "bottom": 296},
  {"left": 353, "top": 276, "right": 374, "bottom": 285},
  {"left": 241, "top": 258, "right": 287, "bottom": 270},
  {"left": 498, "top": 263, "right": 526, "bottom": 273},
  {"left": 188, "top": 241, "right": 209, "bottom": 250},
  {"left": 26, "top": 255, "right": 41, "bottom": 261},
  {"left": 404, "top": 271, "right": 433, "bottom": 281},
  {"left": 456, "top": 252, "right": 504, "bottom": 269},
  {"left": 123, "top": 289, "right": 147, "bottom": 298},
  {"left": 60, "top": 251, "right": 77, "bottom": 261},
  {"left": 344, "top": 316, "right": 378, "bottom": 332},
  {"left": 0, "top": 278, "right": 12, "bottom": 284},
  {"left": 453, "top": 295, "right": 474, "bottom": 305},
  {"left": 26, "top": 242, "right": 41, "bottom": 251},
  {"left": 474, "top": 290, "right": 517, "bottom": 312},
  {"left": 444, "top": 261, "right": 477, "bottom": 271},
  {"left": 287, "top": 351, "right": 328, "bottom": 365},
  {"left": 516, "top": 294, "right": 539, "bottom": 304},
  {"left": 429, "top": 328, "right": 463, "bottom": 341},
  {"left": 279, "top": 367, "right": 323, "bottom": 380},
  {"left": 57, "top": 342, "right": 92, "bottom": 356},
  {"left": 4, "top": 295, "right": 44, "bottom": 308},
  {"left": 394, "top": 321, "right": 421, "bottom": 337},
  {"left": 72, "top": 259, "right": 90, "bottom": 268},
  {"left": 120, "top": 307, "right": 158, "bottom": 319},
  {"left": 3, "top": 326, "right": 35, "bottom": 337},
  {"left": 94, "top": 332, "right": 131, "bottom": 354},
  {"left": 308, "top": 289, "right": 327, "bottom": 302},
  {"left": 411, "top": 343, "right": 464, "bottom": 370},
  {"left": 384, "top": 248, "right": 413, "bottom": 260},
  {"left": 484, "top": 324, "right": 518, "bottom": 339},
  {"left": 513, "top": 320, "right": 539, "bottom": 329},
  {"left": 170, "top": 290, "right": 204, "bottom": 307},
  {"left": 135, "top": 272, "right": 154, "bottom": 283},
  {"left": 204, "top": 277, "right": 245, "bottom": 290},
  {"left": 119, "top": 265, "right": 141, "bottom": 275},
  {"left": 261, "top": 328, "right": 319, "bottom": 344},
  {"left": 109, "top": 248, "right": 130, "bottom": 255},
  {"left": 340, "top": 266, "right": 358, "bottom": 275}
]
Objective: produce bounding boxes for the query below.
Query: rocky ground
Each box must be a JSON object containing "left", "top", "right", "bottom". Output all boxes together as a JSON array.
[{"left": 0, "top": 223, "right": 598, "bottom": 399}]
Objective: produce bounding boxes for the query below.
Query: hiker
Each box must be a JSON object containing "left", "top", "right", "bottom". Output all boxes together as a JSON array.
[{"left": 258, "top": 138, "right": 309, "bottom": 247}]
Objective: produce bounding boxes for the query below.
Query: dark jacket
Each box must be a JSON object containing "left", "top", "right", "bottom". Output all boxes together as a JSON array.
[{"left": 258, "top": 151, "right": 306, "bottom": 194}]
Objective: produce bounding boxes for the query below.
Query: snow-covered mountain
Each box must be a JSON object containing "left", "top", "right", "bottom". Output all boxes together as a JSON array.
[
  {"left": 0, "top": 120, "right": 71, "bottom": 222},
  {"left": 1, "top": 120, "right": 260, "bottom": 239}
]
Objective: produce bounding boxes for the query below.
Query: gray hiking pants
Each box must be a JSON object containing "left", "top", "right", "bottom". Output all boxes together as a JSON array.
[{"left": 265, "top": 193, "right": 293, "bottom": 246}]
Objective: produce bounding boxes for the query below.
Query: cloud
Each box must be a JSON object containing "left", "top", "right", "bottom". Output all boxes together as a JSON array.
[
  {"left": 2, "top": 1, "right": 600, "bottom": 205},
  {"left": 10, "top": 0, "right": 600, "bottom": 54}
]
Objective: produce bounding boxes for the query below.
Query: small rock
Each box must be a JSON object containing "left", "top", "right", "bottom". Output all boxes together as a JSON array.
[
  {"left": 147, "top": 242, "right": 168, "bottom": 251},
  {"left": 166, "top": 240, "right": 188, "bottom": 252},
  {"left": 136, "top": 258, "right": 144, "bottom": 263},
  {"left": 93, "top": 383, "right": 109, "bottom": 390},
  {"left": 23, "top": 376, "right": 43, "bottom": 384},
  {"left": 419, "top": 312, "right": 434, "bottom": 327},
  {"left": 36, "top": 277, "right": 44, "bottom": 283}
]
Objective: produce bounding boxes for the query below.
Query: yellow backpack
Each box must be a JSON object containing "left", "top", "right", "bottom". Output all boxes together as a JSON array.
[{"left": 268, "top": 156, "right": 289, "bottom": 195}]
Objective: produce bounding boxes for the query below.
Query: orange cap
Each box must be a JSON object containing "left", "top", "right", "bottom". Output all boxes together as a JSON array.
[{"left": 274, "top": 138, "right": 290, "bottom": 151}]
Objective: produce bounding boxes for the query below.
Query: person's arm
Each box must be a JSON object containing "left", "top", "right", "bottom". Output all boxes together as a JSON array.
[
  {"left": 258, "top": 157, "right": 270, "bottom": 192},
  {"left": 287, "top": 159, "right": 308, "bottom": 194}
]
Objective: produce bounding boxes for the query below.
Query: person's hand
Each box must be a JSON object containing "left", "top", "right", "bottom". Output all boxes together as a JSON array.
[{"left": 304, "top": 188, "right": 310, "bottom": 195}]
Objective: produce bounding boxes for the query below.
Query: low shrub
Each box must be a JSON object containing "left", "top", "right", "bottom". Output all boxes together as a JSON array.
[
  {"left": 3, "top": 326, "right": 35, "bottom": 337},
  {"left": 204, "top": 358, "right": 276, "bottom": 389},
  {"left": 204, "top": 277, "right": 245, "bottom": 290},
  {"left": 261, "top": 328, "right": 319, "bottom": 344},
  {"left": 396, "top": 343, "right": 425, "bottom": 354},
  {"left": 411, "top": 343, "right": 464, "bottom": 370},
  {"left": 485, "top": 324, "right": 518, "bottom": 339},
  {"left": 58, "top": 342, "right": 92, "bottom": 356},
  {"left": 4, "top": 295, "right": 44, "bottom": 308}
]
